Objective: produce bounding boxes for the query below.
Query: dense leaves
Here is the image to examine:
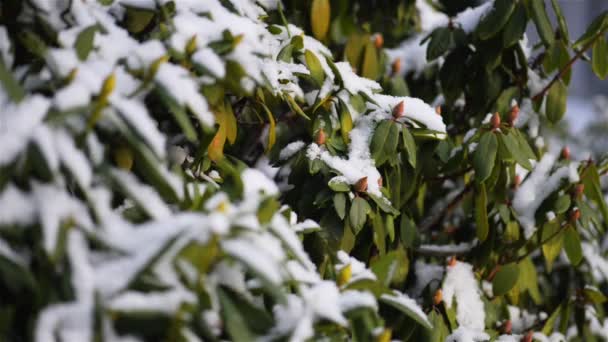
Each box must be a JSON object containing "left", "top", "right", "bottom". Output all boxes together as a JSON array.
[{"left": 1, "top": 0, "right": 608, "bottom": 341}]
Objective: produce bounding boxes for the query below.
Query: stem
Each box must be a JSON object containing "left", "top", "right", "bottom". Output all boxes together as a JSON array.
[
  {"left": 531, "top": 29, "right": 607, "bottom": 101},
  {"left": 419, "top": 184, "right": 473, "bottom": 231}
]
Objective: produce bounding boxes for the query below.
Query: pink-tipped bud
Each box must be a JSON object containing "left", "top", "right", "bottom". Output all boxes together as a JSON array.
[
  {"left": 315, "top": 129, "right": 326, "bottom": 145},
  {"left": 374, "top": 34, "right": 384, "bottom": 49},
  {"left": 354, "top": 177, "right": 368, "bottom": 193},
  {"left": 491, "top": 112, "right": 501, "bottom": 130},
  {"left": 392, "top": 101, "right": 405, "bottom": 119},
  {"left": 435, "top": 106, "right": 442, "bottom": 115},
  {"left": 391, "top": 59, "right": 401, "bottom": 75},
  {"left": 570, "top": 208, "right": 581, "bottom": 222},
  {"left": 573, "top": 184, "right": 585, "bottom": 199},
  {"left": 561, "top": 146, "right": 571, "bottom": 160}
]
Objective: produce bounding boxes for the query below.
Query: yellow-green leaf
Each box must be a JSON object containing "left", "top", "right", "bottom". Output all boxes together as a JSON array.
[
  {"left": 592, "top": 36, "right": 608, "bottom": 80},
  {"left": 475, "top": 182, "right": 489, "bottom": 241},
  {"left": 541, "top": 219, "right": 564, "bottom": 271},
  {"left": 304, "top": 49, "right": 325, "bottom": 85},
  {"left": 546, "top": 80, "right": 568, "bottom": 124},
  {"left": 311, "top": 0, "right": 330, "bottom": 41},
  {"left": 492, "top": 263, "right": 520, "bottom": 296}
]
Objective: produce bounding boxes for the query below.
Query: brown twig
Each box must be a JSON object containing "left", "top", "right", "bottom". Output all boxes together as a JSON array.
[{"left": 531, "top": 28, "right": 607, "bottom": 102}]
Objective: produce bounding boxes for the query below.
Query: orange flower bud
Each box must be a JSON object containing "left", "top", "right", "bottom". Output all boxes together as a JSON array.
[
  {"left": 391, "top": 58, "right": 401, "bottom": 75},
  {"left": 491, "top": 112, "right": 501, "bottom": 130},
  {"left": 561, "top": 146, "right": 571, "bottom": 160},
  {"left": 392, "top": 101, "right": 405, "bottom": 119},
  {"left": 354, "top": 177, "right": 368, "bottom": 193},
  {"left": 448, "top": 256, "right": 457, "bottom": 267},
  {"left": 435, "top": 106, "right": 442, "bottom": 115},
  {"left": 377, "top": 177, "right": 383, "bottom": 188},
  {"left": 574, "top": 184, "right": 585, "bottom": 199},
  {"left": 315, "top": 128, "right": 326, "bottom": 145},
  {"left": 503, "top": 320, "right": 512, "bottom": 334},
  {"left": 570, "top": 208, "right": 581, "bottom": 222},
  {"left": 374, "top": 34, "right": 384, "bottom": 49},
  {"left": 433, "top": 289, "right": 443, "bottom": 305}
]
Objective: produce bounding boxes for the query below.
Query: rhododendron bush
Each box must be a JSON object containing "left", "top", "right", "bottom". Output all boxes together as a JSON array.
[{"left": 2, "top": 0, "right": 608, "bottom": 341}]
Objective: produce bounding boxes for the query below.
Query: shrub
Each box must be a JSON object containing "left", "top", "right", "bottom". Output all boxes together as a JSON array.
[{"left": 1, "top": 0, "right": 608, "bottom": 341}]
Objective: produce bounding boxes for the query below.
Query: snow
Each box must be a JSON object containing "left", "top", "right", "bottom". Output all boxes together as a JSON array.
[
  {"left": 513, "top": 151, "right": 579, "bottom": 238},
  {"left": 55, "top": 129, "right": 93, "bottom": 189},
  {"left": 340, "top": 290, "right": 378, "bottom": 312},
  {"left": 417, "top": 241, "right": 476, "bottom": 254},
  {"left": 0, "top": 95, "right": 50, "bottom": 166},
  {"left": 582, "top": 242, "right": 608, "bottom": 282},
  {"left": 441, "top": 261, "right": 486, "bottom": 332},
  {"left": 446, "top": 327, "right": 490, "bottom": 342},
  {"left": 110, "top": 168, "right": 172, "bottom": 220},
  {"left": 0, "top": 185, "right": 36, "bottom": 226},
  {"left": 380, "top": 290, "right": 431, "bottom": 328},
  {"left": 155, "top": 63, "right": 214, "bottom": 127},
  {"left": 108, "top": 289, "right": 196, "bottom": 314},
  {"left": 335, "top": 250, "right": 377, "bottom": 284},
  {"left": 110, "top": 95, "right": 167, "bottom": 159},
  {"left": 192, "top": 48, "right": 226, "bottom": 78},
  {"left": 54, "top": 83, "right": 92, "bottom": 111},
  {"left": 242, "top": 168, "right": 279, "bottom": 196}
]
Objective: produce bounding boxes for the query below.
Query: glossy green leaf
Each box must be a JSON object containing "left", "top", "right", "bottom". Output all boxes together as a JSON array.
[
  {"left": 473, "top": 132, "right": 498, "bottom": 182},
  {"left": 350, "top": 197, "right": 370, "bottom": 234},
  {"left": 563, "top": 226, "right": 583, "bottom": 266},
  {"left": 328, "top": 177, "right": 350, "bottom": 192},
  {"left": 401, "top": 126, "right": 417, "bottom": 168},
  {"left": 581, "top": 163, "right": 608, "bottom": 228},
  {"left": 427, "top": 27, "right": 451, "bottom": 61},
  {"left": 529, "top": 0, "right": 555, "bottom": 47},
  {"left": 541, "top": 219, "right": 564, "bottom": 271},
  {"left": 311, "top": 0, "right": 330, "bottom": 41},
  {"left": 573, "top": 11, "right": 608, "bottom": 48},
  {"left": 502, "top": 2, "right": 528, "bottom": 47},
  {"left": 371, "top": 120, "right": 399, "bottom": 166},
  {"left": 361, "top": 41, "right": 379, "bottom": 79},
  {"left": 333, "top": 193, "right": 347, "bottom": 220},
  {"left": 550, "top": 0, "right": 570, "bottom": 42},
  {"left": 477, "top": 0, "right": 515, "bottom": 40},
  {"left": 592, "top": 36, "right": 608, "bottom": 80},
  {"left": 304, "top": 49, "right": 325, "bottom": 85},
  {"left": 380, "top": 293, "right": 432, "bottom": 330},
  {"left": 400, "top": 214, "right": 418, "bottom": 248},
  {"left": 75, "top": 25, "right": 98, "bottom": 60},
  {"left": 475, "top": 183, "right": 489, "bottom": 242},
  {"left": 0, "top": 59, "right": 25, "bottom": 102},
  {"left": 492, "top": 263, "right": 520, "bottom": 296},
  {"left": 546, "top": 80, "right": 568, "bottom": 124}
]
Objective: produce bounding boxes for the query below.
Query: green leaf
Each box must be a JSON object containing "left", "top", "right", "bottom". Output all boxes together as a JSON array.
[
  {"left": 541, "top": 219, "right": 564, "bottom": 271},
  {"left": 158, "top": 89, "right": 198, "bottom": 142},
  {"left": 550, "top": 0, "right": 569, "bottom": 42},
  {"left": 477, "top": 0, "right": 515, "bottom": 40},
  {"left": 427, "top": 28, "right": 452, "bottom": 61},
  {"left": 581, "top": 163, "right": 608, "bottom": 228},
  {"left": 400, "top": 214, "right": 418, "bottom": 248},
  {"left": 369, "top": 193, "right": 399, "bottom": 215},
  {"left": 124, "top": 6, "right": 155, "bottom": 34},
  {"left": 554, "top": 195, "right": 571, "bottom": 214},
  {"left": 344, "top": 33, "right": 368, "bottom": 70},
  {"left": 546, "top": 80, "right": 568, "bottom": 124},
  {"left": 473, "top": 132, "right": 498, "bottom": 182},
  {"left": 304, "top": 49, "right": 325, "bottom": 85},
  {"left": 573, "top": 11, "right": 608, "bottom": 48},
  {"left": 529, "top": 0, "right": 555, "bottom": 47},
  {"left": 543, "top": 41, "right": 571, "bottom": 84},
  {"left": 380, "top": 293, "right": 433, "bottom": 330},
  {"left": 338, "top": 98, "right": 353, "bottom": 143},
  {"left": 401, "top": 126, "right": 417, "bottom": 168},
  {"left": 0, "top": 59, "right": 25, "bottom": 102},
  {"left": 492, "top": 263, "right": 520, "bottom": 296},
  {"left": 311, "top": 0, "right": 331, "bottom": 41},
  {"left": 542, "top": 303, "right": 562, "bottom": 336},
  {"left": 334, "top": 193, "right": 347, "bottom": 220},
  {"left": 519, "top": 257, "right": 542, "bottom": 304},
  {"left": 217, "top": 288, "right": 255, "bottom": 342},
  {"left": 372, "top": 211, "right": 386, "bottom": 255},
  {"left": 475, "top": 183, "right": 489, "bottom": 242},
  {"left": 500, "top": 132, "right": 532, "bottom": 170},
  {"left": 350, "top": 197, "right": 370, "bottom": 234},
  {"left": 361, "top": 41, "right": 379, "bottom": 79},
  {"left": 592, "top": 36, "right": 608, "bottom": 80},
  {"left": 371, "top": 120, "right": 399, "bottom": 166},
  {"left": 328, "top": 177, "right": 350, "bottom": 192},
  {"left": 582, "top": 288, "right": 607, "bottom": 304},
  {"left": 563, "top": 226, "right": 583, "bottom": 266},
  {"left": 75, "top": 25, "right": 98, "bottom": 60}
]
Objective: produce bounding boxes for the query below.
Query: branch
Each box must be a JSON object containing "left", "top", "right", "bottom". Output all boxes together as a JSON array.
[
  {"left": 419, "top": 184, "right": 473, "bottom": 231},
  {"left": 531, "top": 30, "right": 607, "bottom": 101}
]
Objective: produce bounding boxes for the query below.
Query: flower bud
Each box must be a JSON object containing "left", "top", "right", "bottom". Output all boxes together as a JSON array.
[
  {"left": 315, "top": 128, "right": 326, "bottom": 145},
  {"left": 502, "top": 320, "right": 512, "bottom": 334},
  {"left": 433, "top": 289, "right": 443, "bottom": 305},
  {"left": 509, "top": 105, "right": 519, "bottom": 126},
  {"left": 513, "top": 175, "right": 522, "bottom": 189},
  {"left": 522, "top": 331, "right": 533, "bottom": 342},
  {"left": 374, "top": 34, "right": 384, "bottom": 49},
  {"left": 435, "top": 106, "right": 442, "bottom": 115},
  {"left": 377, "top": 177, "right": 383, "bottom": 188},
  {"left": 391, "top": 58, "right": 401, "bottom": 75},
  {"left": 392, "top": 101, "right": 405, "bottom": 119},
  {"left": 354, "top": 177, "right": 368, "bottom": 193},
  {"left": 573, "top": 184, "right": 585, "bottom": 199},
  {"left": 570, "top": 208, "right": 581, "bottom": 222},
  {"left": 561, "top": 146, "right": 571, "bottom": 160},
  {"left": 491, "top": 112, "right": 501, "bottom": 130}
]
